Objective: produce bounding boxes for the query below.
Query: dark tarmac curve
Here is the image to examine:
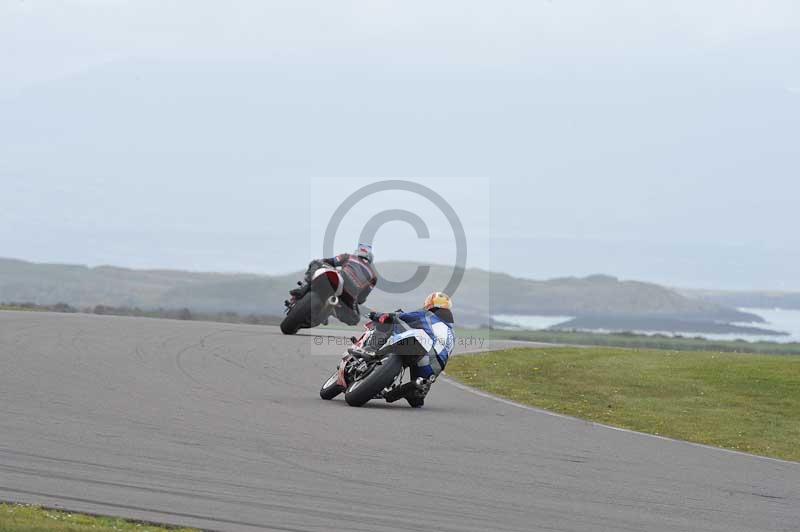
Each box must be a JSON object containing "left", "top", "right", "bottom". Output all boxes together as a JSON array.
[{"left": 0, "top": 311, "right": 797, "bottom": 532}]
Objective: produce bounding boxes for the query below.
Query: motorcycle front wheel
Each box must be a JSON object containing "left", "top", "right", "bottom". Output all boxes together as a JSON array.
[{"left": 319, "top": 371, "right": 345, "bottom": 400}]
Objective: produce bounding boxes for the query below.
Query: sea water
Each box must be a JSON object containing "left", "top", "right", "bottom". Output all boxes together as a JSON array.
[{"left": 493, "top": 308, "right": 800, "bottom": 344}]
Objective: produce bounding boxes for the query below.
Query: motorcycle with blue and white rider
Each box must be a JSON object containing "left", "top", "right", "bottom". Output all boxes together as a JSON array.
[{"left": 319, "top": 291, "right": 456, "bottom": 408}]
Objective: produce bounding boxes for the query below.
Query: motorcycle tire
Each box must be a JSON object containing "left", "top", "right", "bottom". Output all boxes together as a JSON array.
[
  {"left": 319, "top": 371, "right": 345, "bottom": 400},
  {"left": 344, "top": 354, "right": 403, "bottom": 407},
  {"left": 280, "top": 292, "right": 320, "bottom": 335}
]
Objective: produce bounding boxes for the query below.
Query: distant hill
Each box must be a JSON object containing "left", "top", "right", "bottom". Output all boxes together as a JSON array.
[
  {"left": 680, "top": 288, "right": 800, "bottom": 311},
  {"left": 0, "top": 257, "right": 764, "bottom": 330}
]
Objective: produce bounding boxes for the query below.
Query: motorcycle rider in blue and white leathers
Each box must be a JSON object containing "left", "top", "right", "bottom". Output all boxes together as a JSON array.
[{"left": 366, "top": 292, "right": 455, "bottom": 408}]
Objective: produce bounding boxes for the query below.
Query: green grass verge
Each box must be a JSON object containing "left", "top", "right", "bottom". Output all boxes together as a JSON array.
[
  {"left": 0, "top": 504, "right": 198, "bottom": 532},
  {"left": 459, "top": 327, "right": 800, "bottom": 356},
  {"left": 0, "top": 305, "right": 51, "bottom": 313},
  {"left": 446, "top": 347, "right": 800, "bottom": 461}
]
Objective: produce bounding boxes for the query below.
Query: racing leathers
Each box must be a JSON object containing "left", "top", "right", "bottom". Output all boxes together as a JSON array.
[
  {"left": 368, "top": 308, "right": 455, "bottom": 407},
  {"left": 293, "top": 253, "right": 377, "bottom": 326}
]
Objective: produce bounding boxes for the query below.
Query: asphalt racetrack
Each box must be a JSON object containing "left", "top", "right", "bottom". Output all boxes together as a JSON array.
[{"left": 1, "top": 311, "right": 798, "bottom": 531}]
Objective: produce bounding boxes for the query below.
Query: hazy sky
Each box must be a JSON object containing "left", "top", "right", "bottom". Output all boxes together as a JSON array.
[{"left": 1, "top": 1, "right": 799, "bottom": 290}]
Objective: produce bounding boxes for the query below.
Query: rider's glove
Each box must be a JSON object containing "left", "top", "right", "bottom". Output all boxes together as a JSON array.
[{"left": 369, "top": 312, "right": 393, "bottom": 324}]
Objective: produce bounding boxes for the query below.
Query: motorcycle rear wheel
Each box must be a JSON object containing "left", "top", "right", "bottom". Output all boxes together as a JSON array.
[
  {"left": 344, "top": 354, "right": 403, "bottom": 407},
  {"left": 280, "top": 292, "right": 320, "bottom": 335}
]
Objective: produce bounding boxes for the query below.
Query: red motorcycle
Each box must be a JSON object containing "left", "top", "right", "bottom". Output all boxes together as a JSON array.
[{"left": 281, "top": 264, "right": 344, "bottom": 335}]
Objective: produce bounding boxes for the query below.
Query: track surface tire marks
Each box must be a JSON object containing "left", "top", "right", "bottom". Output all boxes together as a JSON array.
[{"left": 0, "top": 312, "right": 797, "bottom": 531}]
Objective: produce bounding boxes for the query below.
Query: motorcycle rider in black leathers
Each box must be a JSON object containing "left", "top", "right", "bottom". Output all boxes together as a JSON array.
[{"left": 290, "top": 243, "right": 377, "bottom": 326}]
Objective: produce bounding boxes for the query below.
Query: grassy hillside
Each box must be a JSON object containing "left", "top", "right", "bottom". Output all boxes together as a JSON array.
[
  {"left": 0, "top": 257, "right": 759, "bottom": 328},
  {"left": 0, "top": 258, "right": 263, "bottom": 309},
  {"left": 488, "top": 272, "right": 756, "bottom": 322},
  {"left": 681, "top": 288, "right": 800, "bottom": 311}
]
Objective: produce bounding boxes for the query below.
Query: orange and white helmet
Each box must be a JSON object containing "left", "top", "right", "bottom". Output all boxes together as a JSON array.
[{"left": 423, "top": 291, "right": 452, "bottom": 311}]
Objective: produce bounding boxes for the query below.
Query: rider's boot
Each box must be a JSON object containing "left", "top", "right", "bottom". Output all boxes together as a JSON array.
[
  {"left": 405, "top": 386, "right": 426, "bottom": 408},
  {"left": 383, "top": 381, "right": 424, "bottom": 405},
  {"left": 384, "top": 382, "right": 413, "bottom": 403},
  {"left": 385, "top": 378, "right": 431, "bottom": 407}
]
